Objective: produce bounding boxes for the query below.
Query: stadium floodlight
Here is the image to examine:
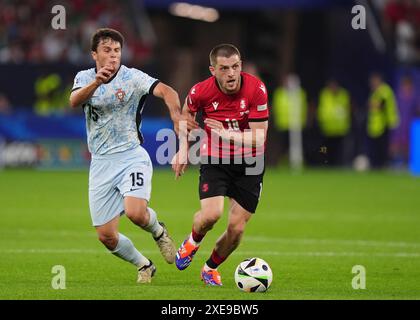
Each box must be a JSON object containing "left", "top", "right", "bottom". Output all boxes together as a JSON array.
[{"left": 169, "top": 2, "right": 219, "bottom": 23}]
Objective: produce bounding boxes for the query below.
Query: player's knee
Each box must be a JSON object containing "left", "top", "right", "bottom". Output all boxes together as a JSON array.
[
  {"left": 196, "top": 208, "right": 222, "bottom": 228},
  {"left": 125, "top": 204, "right": 148, "bottom": 226},
  {"left": 227, "top": 223, "right": 246, "bottom": 241},
  {"left": 98, "top": 232, "right": 119, "bottom": 250}
]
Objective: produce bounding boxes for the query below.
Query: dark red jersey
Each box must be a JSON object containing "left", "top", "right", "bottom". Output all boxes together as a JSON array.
[{"left": 186, "top": 72, "right": 269, "bottom": 158}]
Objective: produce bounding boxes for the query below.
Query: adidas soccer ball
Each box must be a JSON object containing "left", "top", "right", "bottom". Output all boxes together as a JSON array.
[{"left": 234, "top": 257, "right": 273, "bottom": 292}]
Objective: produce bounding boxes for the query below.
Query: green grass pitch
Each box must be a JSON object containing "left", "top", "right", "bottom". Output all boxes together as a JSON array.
[{"left": 0, "top": 167, "right": 419, "bottom": 300}]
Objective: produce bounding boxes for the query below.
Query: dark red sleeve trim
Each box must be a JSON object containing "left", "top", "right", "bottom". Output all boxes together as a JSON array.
[{"left": 248, "top": 117, "right": 269, "bottom": 122}]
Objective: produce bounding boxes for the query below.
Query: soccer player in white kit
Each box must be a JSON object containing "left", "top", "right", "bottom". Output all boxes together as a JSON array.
[{"left": 69, "top": 28, "right": 198, "bottom": 283}]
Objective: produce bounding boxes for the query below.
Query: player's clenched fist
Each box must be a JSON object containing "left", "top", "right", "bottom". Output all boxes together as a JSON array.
[{"left": 95, "top": 64, "right": 115, "bottom": 85}]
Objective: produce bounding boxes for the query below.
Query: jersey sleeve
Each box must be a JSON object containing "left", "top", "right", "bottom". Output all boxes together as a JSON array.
[
  {"left": 71, "top": 71, "right": 91, "bottom": 92},
  {"left": 186, "top": 85, "right": 201, "bottom": 112},
  {"left": 132, "top": 68, "right": 160, "bottom": 96},
  {"left": 248, "top": 81, "right": 269, "bottom": 122}
]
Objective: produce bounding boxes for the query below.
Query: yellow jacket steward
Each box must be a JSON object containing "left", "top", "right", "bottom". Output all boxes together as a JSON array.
[
  {"left": 367, "top": 83, "right": 399, "bottom": 138},
  {"left": 317, "top": 87, "right": 351, "bottom": 137},
  {"left": 34, "top": 73, "right": 62, "bottom": 115},
  {"left": 272, "top": 87, "right": 307, "bottom": 131}
]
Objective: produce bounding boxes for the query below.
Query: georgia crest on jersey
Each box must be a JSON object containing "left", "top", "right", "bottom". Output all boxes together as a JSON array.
[
  {"left": 72, "top": 65, "right": 159, "bottom": 156},
  {"left": 186, "top": 72, "right": 269, "bottom": 158}
]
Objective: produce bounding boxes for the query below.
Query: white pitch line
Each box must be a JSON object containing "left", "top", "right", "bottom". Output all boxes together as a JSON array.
[
  {"left": 0, "top": 248, "right": 105, "bottom": 254},
  {"left": 4, "top": 229, "right": 420, "bottom": 249},
  {"left": 1, "top": 249, "right": 419, "bottom": 258},
  {"left": 238, "top": 251, "right": 420, "bottom": 258},
  {"left": 245, "top": 236, "right": 420, "bottom": 248},
  {"left": 261, "top": 211, "right": 420, "bottom": 222}
]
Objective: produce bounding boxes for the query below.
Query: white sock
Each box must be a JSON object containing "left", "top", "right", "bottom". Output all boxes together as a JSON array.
[
  {"left": 203, "top": 263, "right": 214, "bottom": 271},
  {"left": 142, "top": 207, "right": 164, "bottom": 238},
  {"left": 111, "top": 233, "right": 149, "bottom": 268},
  {"left": 188, "top": 233, "right": 201, "bottom": 246}
]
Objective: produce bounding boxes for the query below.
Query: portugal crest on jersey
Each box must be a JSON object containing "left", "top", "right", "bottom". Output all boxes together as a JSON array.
[{"left": 115, "top": 88, "right": 126, "bottom": 102}]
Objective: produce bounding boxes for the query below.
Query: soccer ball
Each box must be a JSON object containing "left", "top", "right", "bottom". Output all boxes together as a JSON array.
[{"left": 234, "top": 257, "right": 273, "bottom": 292}]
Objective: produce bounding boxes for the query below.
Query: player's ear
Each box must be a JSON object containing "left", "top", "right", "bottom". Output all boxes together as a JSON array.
[
  {"left": 91, "top": 51, "right": 97, "bottom": 62},
  {"left": 209, "top": 65, "right": 215, "bottom": 76}
]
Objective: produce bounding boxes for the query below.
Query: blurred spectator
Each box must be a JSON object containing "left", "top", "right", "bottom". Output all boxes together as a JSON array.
[
  {"left": 272, "top": 73, "right": 308, "bottom": 164},
  {"left": 367, "top": 73, "right": 400, "bottom": 168},
  {"left": 390, "top": 74, "right": 420, "bottom": 167},
  {"left": 0, "top": 93, "right": 12, "bottom": 115},
  {"left": 317, "top": 79, "right": 351, "bottom": 166},
  {"left": 34, "top": 72, "right": 65, "bottom": 116},
  {"left": 0, "top": 0, "right": 152, "bottom": 65},
  {"left": 382, "top": 0, "right": 420, "bottom": 65}
]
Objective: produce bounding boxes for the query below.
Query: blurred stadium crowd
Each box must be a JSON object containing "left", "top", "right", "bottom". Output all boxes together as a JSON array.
[
  {"left": 0, "top": 0, "right": 152, "bottom": 65},
  {"left": 0, "top": 0, "right": 419, "bottom": 170}
]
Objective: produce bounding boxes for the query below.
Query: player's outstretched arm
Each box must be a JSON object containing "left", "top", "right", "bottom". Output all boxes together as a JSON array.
[
  {"left": 152, "top": 82, "right": 182, "bottom": 134},
  {"left": 69, "top": 65, "right": 115, "bottom": 108},
  {"left": 247, "top": 121, "right": 268, "bottom": 148},
  {"left": 69, "top": 81, "right": 101, "bottom": 108},
  {"left": 170, "top": 103, "right": 193, "bottom": 180},
  {"left": 152, "top": 83, "right": 198, "bottom": 135}
]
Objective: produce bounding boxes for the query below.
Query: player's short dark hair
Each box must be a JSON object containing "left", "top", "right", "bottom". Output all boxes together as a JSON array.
[
  {"left": 209, "top": 44, "right": 241, "bottom": 66},
  {"left": 91, "top": 28, "right": 124, "bottom": 52}
]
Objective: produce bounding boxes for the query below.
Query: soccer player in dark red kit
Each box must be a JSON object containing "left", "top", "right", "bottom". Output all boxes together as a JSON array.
[{"left": 171, "top": 44, "right": 269, "bottom": 286}]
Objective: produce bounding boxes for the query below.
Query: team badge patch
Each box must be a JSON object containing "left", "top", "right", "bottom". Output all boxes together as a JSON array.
[
  {"left": 257, "top": 104, "right": 267, "bottom": 111},
  {"left": 115, "top": 88, "right": 126, "bottom": 102}
]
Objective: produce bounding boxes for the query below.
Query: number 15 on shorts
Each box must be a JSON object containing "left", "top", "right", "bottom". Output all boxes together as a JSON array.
[{"left": 130, "top": 172, "right": 144, "bottom": 189}]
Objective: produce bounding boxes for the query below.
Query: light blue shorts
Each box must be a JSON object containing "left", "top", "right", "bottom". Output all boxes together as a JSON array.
[{"left": 89, "top": 145, "right": 153, "bottom": 226}]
